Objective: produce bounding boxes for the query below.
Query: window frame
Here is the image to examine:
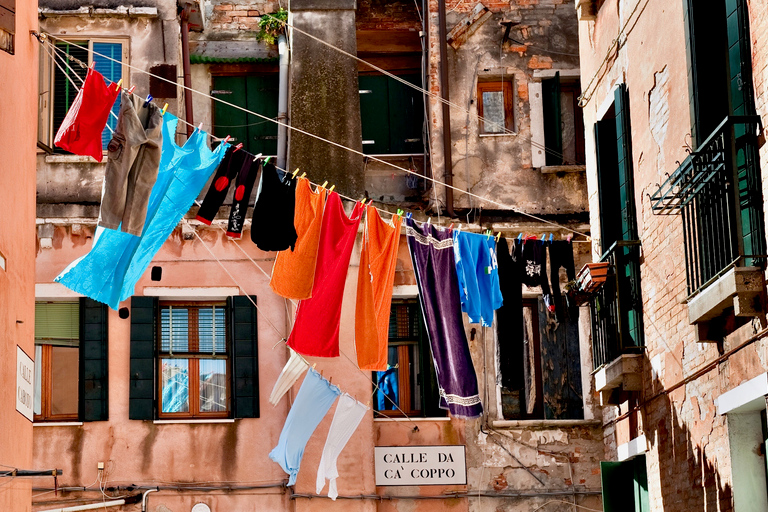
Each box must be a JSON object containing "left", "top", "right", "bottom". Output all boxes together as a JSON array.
[
  {"left": 477, "top": 78, "right": 515, "bottom": 134},
  {"left": 156, "top": 300, "right": 231, "bottom": 420},
  {"left": 0, "top": 0, "right": 15, "bottom": 55},
  {"left": 38, "top": 36, "right": 130, "bottom": 152}
]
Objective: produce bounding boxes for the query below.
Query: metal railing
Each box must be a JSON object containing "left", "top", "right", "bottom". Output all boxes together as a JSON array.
[
  {"left": 651, "top": 116, "right": 765, "bottom": 295},
  {"left": 589, "top": 240, "right": 644, "bottom": 370}
]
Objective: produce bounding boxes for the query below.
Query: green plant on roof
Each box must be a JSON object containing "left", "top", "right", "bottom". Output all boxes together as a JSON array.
[{"left": 256, "top": 8, "right": 288, "bottom": 44}]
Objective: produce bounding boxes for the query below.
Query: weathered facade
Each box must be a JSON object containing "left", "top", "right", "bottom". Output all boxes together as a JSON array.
[
  {"left": 578, "top": 0, "right": 768, "bottom": 510},
  {"left": 30, "top": 1, "right": 603, "bottom": 511},
  {"left": 0, "top": 1, "right": 39, "bottom": 511}
]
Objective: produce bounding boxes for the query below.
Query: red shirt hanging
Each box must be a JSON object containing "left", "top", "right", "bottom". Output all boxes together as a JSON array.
[
  {"left": 54, "top": 67, "right": 120, "bottom": 162},
  {"left": 287, "top": 192, "right": 363, "bottom": 357}
]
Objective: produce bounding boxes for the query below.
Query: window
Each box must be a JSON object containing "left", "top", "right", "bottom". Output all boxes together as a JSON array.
[
  {"left": 129, "top": 296, "right": 260, "bottom": 420},
  {"left": 477, "top": 78, "right": 514, "bottom": 134},
  {"left": 372, "top": 299, "right": 443, "bottom": 417},
  {"left": 38, "top": 38, "right": 128, "bottom": 153},
  {"left": 600, "top": 456, "right": 650, "bottom": 512},
  {"left": 541, "top": 73, "right": 585, "bottom": 166},
  {"left": 0, "top": 0, "right": 14, "bottom": 54},
  {"left": 499, "top": 298, "right": 583, "bottom": 420},
  {"left": 211, "top": 74, "right": 279, "bottom": 155},
  {"left": 359, "top": 74, "right": 424, "bottom": 155},
  {"left": 33, "top": 299, "right": 109, "bottom": 422}
]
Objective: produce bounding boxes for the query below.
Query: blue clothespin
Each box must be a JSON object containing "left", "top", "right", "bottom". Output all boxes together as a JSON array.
[
  {"left": 540, "top": 234, "right": 546, "bottom": 241},
  {"left": 548, "top": 233, "right": 554, "bottom": 242},
  {"left": 517, "top": 233, "right": 523, "bottom": 241},
  {"left": 143, "top": 94, "right": 153, "bottom": 108},
  {"left": 406, "top": 212, "right": 412, "bottom": 220}
]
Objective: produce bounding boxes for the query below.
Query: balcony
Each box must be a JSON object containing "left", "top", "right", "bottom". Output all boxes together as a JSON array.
[
  {"left": 650, "top": 116, "right": 767, "bottom": 339},
  {"left": 587, "top": 240, "right": 644, "bottom": 404}
]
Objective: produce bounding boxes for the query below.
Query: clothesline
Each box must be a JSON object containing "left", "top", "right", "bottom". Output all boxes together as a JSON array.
[{"left": 37, "top": 32, "right": 592, "bottom": 240}]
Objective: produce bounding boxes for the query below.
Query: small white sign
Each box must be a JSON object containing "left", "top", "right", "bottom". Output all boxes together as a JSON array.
[
  {"left": 16, "top": 346, "right": 34, "bottom": 421},
  {"left": 375, "top": 445, "right": 466, "bottom": 486}
]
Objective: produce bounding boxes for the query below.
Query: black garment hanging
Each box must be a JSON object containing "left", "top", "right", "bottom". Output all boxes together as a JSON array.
[
  {"left": 250, "top": 162, "right": 298, "bottom": 251},
  {"left": 496, "top": 238, "right": 525, "bottom": 390},
  {"left": 548, "top": 240, "right": 577, "bottom": 321}
]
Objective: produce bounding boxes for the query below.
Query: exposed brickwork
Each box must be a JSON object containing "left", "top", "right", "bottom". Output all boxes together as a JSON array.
[{"left": 208, "top": 1, "right": 280, "bottom": 32}]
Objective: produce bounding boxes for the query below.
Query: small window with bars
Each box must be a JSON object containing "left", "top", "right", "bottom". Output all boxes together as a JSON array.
[{"left": 158, "top": 302, "right": 229, "bottom": 418}]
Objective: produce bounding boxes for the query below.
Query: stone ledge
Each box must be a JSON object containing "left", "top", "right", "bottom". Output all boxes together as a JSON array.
[
  {"left": 540, "top": 165, "right": 586, "bottom": 173},
  {"left": 491, "top": 419, "right": 601, "bottom": 429},
  {"left": 687, "top": 266, "right": 766, "bottom": 324},
  {"left": 44, "top": 154, "right": 104, "bottom": 164},
  {"left": 594, "top": 353, "right": 643, "bottom": 406}
]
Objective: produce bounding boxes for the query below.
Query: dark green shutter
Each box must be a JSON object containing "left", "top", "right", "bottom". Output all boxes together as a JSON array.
[
  {"left": 600, "top": 461, "right": 636, "bottom": 512},
  {"left": 359, "top": 75, "right": 391, "bottom": 154},
  {"left": 538, "top": 297, "right": 583, "bottom": 420},
  {"left": 594, "top": 119, "right": 620, "bottom": 252},
  {"left": 542, "top": 72, "right": 562, "bottom": 166},
  {"left": 79, "top": 298, "right": 108, "bottom": 422},
  {"left": 129, "top": 296, "right": 157, "bottom": 420},
  {"left": 212, "top": 76, "right": 279, "bottom": 156},
  {"left": 387, "top": 74, "right": 423, "bottom": 154},
  {"left": 229, "top": 295, "right": 259, "bottom": 418},
  {"left": 614, "top": 84, "right": 637, "bottom": 242},
  {"left": 633, "top": 456, "right": 650, "bottom": 512}
]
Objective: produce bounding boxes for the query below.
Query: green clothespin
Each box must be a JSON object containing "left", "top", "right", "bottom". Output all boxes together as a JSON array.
[
  {"left": 396, "top": 209, "right": 404, "bottom": 217},
  {"left": 265, "top": 156, "right": 272, "bottom": 164}
]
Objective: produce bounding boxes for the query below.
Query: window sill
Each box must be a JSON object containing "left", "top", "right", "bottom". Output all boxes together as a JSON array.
[
  {"left": 540, "top": 165, "right": 586, "bottom": 174},
  {"left": 479, "top": 132, "right": 517, "bottom": 138},
  {"left": 687, "top": 266, "right": 766, "bottom": 327},
  {"left": 153, "top": 419, "right": 236, "bottom": 424},
  {"left": 491, "top": 419, "right": 601, "bottom": 429},
  {"left": 33, "top": 422, "right": 83, "bottom": 427},
  {"left": 44, "top": 155, "right": 105, "bottom": 164},
  {"left": 374, "top": 417, "right": 451, "bottom": 422}
]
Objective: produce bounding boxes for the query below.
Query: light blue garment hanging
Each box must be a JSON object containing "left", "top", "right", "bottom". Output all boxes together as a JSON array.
[
  {"left": 452, "top": 231, "right": 503, "bottom": 326},
  {"left": 55, "top": 114, "right": 229, "bottom": 309},
  {"left": 269, "top": 368, "right": 341, "bottom": 486}
]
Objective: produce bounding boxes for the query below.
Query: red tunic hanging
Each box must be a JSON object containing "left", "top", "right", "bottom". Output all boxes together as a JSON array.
[{"left": 287, "top": 192, "right": 363, "bottom": 357}]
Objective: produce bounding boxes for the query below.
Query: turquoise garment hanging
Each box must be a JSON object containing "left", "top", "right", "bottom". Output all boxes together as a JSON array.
[{"left": 55, "top": 114, "right": 229, "bottom": 309}]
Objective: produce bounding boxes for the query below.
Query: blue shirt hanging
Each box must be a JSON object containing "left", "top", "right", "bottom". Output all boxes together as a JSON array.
[
  {"left": 55, "top": 114, "right": 229, "bottom": 309},
  {"left": 452, "top": 230, "right": 504, "bottom": 326}
]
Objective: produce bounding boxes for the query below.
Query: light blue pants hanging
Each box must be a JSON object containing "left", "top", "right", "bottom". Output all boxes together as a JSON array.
[
  {"left": 269, "top": 368, "right": 341, "bottom": 486},
  {"left": 55, "top": 114, "right": 229, "bottom": 309},
  {"left": 452, "top": 230, "right": 504, "bottom": 326}
]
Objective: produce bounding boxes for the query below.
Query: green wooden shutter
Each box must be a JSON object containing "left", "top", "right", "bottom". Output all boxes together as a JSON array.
[
  {"left": 542, "top": 72, "right": 562, "bottom": 166},
  {"left": 600, "top": 461, "right": 636, "bottom": 512},
  {"left": 614, "top": 84, "right": 637, "bottom": 242},
  {"left": 594, "top": 119, "right": 620, "bottom": 252},
  {"left": 633, "top": 455, "right": 650, "bottom": 512},
  {"left": 129, "top": 296, "right": 157, "bottom": 420},
  {"left": 229, "top": 295, "right": 259, "bottom": 419},
  {"left": 79, "top": 298, "right": 109, "bottom": 421},
  {"left": 387, "top": 74, "right": 423, "bottom": 155},
  {"left": 538, "top": 297, "right": 583, "bottom": 420},
  {"left": 246, "top": 75, "right": 279, "bottom": 156},
  {"left": 359, "top": 75, "right": 391, "bottom": 154},
  {"left": 212, "top": 76, "right": 249, "bottom": 152}
]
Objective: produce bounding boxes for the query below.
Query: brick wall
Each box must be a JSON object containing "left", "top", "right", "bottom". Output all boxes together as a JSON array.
[{"left": 209, "top": 1, "right": 280, "bottom": 32}]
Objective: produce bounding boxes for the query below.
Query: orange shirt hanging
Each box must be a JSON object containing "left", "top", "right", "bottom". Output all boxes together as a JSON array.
[
  {"left": 270, "top": 178, "right": 327, "bottom": 300},
  {"left": 355, "top": 206, "right": 402, "bottom": 370}
]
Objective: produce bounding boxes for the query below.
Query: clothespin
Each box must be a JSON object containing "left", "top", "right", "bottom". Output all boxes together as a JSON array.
[
  {"left": 265, "top": 156, "right": 272, "bottom": 164},
  {"left": 457, "top": 224, "right": 462, "bottom": 233},
  {"left": 328, "top": 184, "right": 335, "bottom": 192},
  {"left": 566, "top": 234, "right": 573, "bottom": 242},
  {"left": 89, "top": 61, "right": 95, "bottom": 70},
  {"left": 397, "top": 209, "right": 404, "bottom": 217},
  {"left": 496, "top": 232, "right": 501, "bottom": 242},
  {"left": 548, "top": 233, "right": 554, "bottom": 242},
  {"left": 144, "top": 94, "right": 153, "bottom": 106},
  {"left": 233, "top": 143, "right": 243, "bottom": 152},
  {"left": 517, "top": 233, "right": 523, "bottom": 241},
  {"left": 162, "top": 103, "right": 168, "bottom": 115},
  {"left": 312, "top": 363, "right": 317, "bottom": 370},
  {"left": 253, "top": 153, "right": 262, "bottom": 162},
  {"left": 360, "top": 198, "right": 367, "bottom": 205},
  {"left": 223, "top": 135, "right": 231, "bottom": 145},
  {"left": 292, "top": 168, "right": 300, "bottom": 179},
  {"left": 197, "top": 122, "right": 203, "bottom": 133},
  {"left": 300, "top": 172, "right": 306, "bottom": 179},
  {"left": 406, "top": 212, "right": 412, "bottom": 220},
  {"left": 449, "top": 223, "right": 454, "bottom": 231},
  {"left": 128, "top": 85, "right": 136, "bottom": 94},
  {"left": 540, "top": 234, "right": 546, "bottom": 241},
  {"left": 320, "top": 369, "right": 324, "bottom": 378},
  {"left": 486, "top": 229, "right": 492, "bottom": 240},
  {"left": 329, "top": 376, "right": 333, "bottom": 384},
  {"left": 426, "top": 217, "right": 431, "bottom": 225},
  {"left": 320, "top": 181, "right": 328, "bottom": 189},
  {"left": 115, "top": 79, "right": 123, "bottom": 91}
]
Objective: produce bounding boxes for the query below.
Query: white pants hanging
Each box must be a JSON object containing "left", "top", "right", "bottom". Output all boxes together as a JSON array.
[
  {"left": 269, "top": 347, "right": 309, "bottom": 405},
  {"left": 316, "top": 393, "right": 368, "bottom": 499}
]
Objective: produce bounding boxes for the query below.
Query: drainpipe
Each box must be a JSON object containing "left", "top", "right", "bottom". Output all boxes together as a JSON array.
[
  {"left": 437, "top": 0, "right": 455, "bottom": 217},
  {"left": 141, "top": 488, "right": 159, "bottom": 512},
  {"left": 180, "top": 4, "right": 195, "bottom": 138},
  {"left": 276, "top": 33, "right": 290, "bottom": 171},
  {"left": 38, "top": 499, "right": 126, "bottom": 512}
]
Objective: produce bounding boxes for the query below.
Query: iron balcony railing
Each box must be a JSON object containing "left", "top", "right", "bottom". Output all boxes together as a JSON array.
[
  {"left": 589, "top": 240, "right": 644, "bottom": 370},
  {"left": 650, "top": 116, "right": 766, "bottom": 295}
]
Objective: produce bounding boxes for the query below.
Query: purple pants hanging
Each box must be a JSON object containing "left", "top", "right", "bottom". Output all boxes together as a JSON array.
[{"left": 406, "top": 218, "right": 483, "bottom": 418}]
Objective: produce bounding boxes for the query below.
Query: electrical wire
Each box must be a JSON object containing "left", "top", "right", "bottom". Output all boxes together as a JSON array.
[{"left": 37, "top": 33, "right": 591, "bottom": 239}]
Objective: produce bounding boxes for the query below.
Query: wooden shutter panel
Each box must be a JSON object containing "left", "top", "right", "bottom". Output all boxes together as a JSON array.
[
  {"left": 542, "top": 72, "right": 562, "bottom": 166},
  {"left": 212, "top": 76, "right": 249, "bottom": 152},
  {"left": 79, "top": 298, "right": 109, "bottom": 421},
  {"left": 594, "top": 119, "right": 620, "bottom": 253},
  {"left": 0, "top": 0, "right": 14, "bottom": 35},
  {"left": 613, "top": 84, "right": 638, "bottom": 242},
  {"left": 359, "top": 75, "right": 391, "bottom": 154},
  {"left": 246, "top": 75, "right": 279, "bottom": 156},
  {"left": 600, "top": 461, "right": 637, "bottom": 512},
  {"left": 538, "top": 297, "right": 583, "bottom": 420},
  {"left": 129, "top": 296, "right": 157, "bottom": 420},
  {"left": 229, "top": 295, "right": 259, "bottom": 419}
]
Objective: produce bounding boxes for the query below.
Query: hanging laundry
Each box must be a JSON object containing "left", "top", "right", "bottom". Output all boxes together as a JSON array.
[
  {"left": 98, "top": 91, "right": 164, "bottom": 236},
  {"left": 287, "top": 193, "right": 363, "bottom": 357},
  {"left": 270, "top": 177, "right": 327, "bottom": 300},
  {"left": 355, "top": 207, "right": 402, "bottom": 370},
  {"left": 375, "top": 367, "right": 399, "bottom": 411},
  {"left": 522, "top": 239, "right": 552, "bottom": 312},
  {"left": 495, "top": 238, "right": 525, "bottom": 390},
  {"left": 269, "top": 368, "right": 341, "bottom": 486},
  {"left": 548, "top": 240, "right": 577, "bottom": 321},
  {"left": 250, "top": 162, "right": 298, "bottom": 251},
  {"left": 54, "top": 67, "right": 120, "bottom": 163},
  {"left": 56, "top": 114, "right": 229, "bottom": 309},
  {"left": 405, "top": 218, "right": 483, "bottom": 418},
  {"left": 195, "top": 148, "right": 260, "bottom": 239},
  {"left": 452, "top": 231, "right": 503, "bottom": 326},
  {"left": 269, "top": 347, "right": 310, "bottom": 406},
  {"left": 316, "top": 394, "right": 368, "bottom": 500}
]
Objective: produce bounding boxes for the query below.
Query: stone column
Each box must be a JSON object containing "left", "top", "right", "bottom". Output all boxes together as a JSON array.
[{"left": 288, "top": 0, "right": 365, "bottom": 199}]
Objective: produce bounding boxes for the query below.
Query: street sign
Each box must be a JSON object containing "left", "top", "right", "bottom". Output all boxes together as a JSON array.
[{"left": 374, "top": 445, "right": 467, "bottom": 486}]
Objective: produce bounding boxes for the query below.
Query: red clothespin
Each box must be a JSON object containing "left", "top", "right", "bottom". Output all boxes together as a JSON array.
[
  {"left": 567, "top": 234, "right": 573, "bottom": 242},
  {"left": 89, "top": 61, "right": 95, "bottom": 70},
  {"left": 233, "top": 143, "right": 243, "bottom": 152},
  {"left": 128, "top": 85, "right": 136, "bottom": 94},
  {"left": 449, "top": 223, "right": 454, "bottom": 231},
  {"left": 223, "top": 135, "right": 231, "bottom": 145}
]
